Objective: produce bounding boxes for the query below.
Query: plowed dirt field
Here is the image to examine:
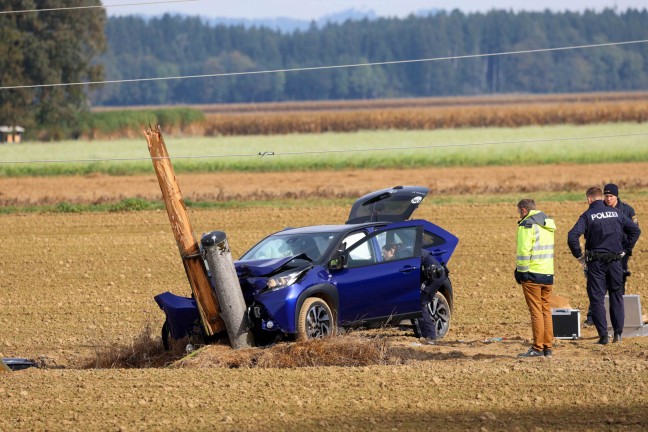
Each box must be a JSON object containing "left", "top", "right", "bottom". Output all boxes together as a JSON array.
[
  {"left": 2, "top": 163, "right": 648, "bottom": 431},
  {"left": 2, "top": 162, "right": 648, "bottom": 205}
]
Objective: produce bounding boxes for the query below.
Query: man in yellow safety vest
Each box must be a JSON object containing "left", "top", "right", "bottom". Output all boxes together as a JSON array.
[{"left": 515, "top": 198, "right": 556, "bottom": 358}]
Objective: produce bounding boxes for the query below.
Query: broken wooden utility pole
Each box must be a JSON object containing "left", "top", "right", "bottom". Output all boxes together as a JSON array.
[
  {"left": 202, "top": 231, "right": 255, "bottom": 349},
  {"left": 145, "top": 126, "right": 224, "bottom": 336}
]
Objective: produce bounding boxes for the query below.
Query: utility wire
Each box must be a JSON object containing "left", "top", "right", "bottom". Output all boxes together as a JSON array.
[
  {"left": 0, "top": 0, "right": 199, "bottom": 15},
  {"left": 1, "top": 39, "right": 647, "bottom": 91},
  {"left": 0, "top": 131, "right": 646, "bottom": 165}
]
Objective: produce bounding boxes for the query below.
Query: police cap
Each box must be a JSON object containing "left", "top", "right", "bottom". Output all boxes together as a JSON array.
[{"left": 603, "top": 183, "right": 619, "bottom": 197}]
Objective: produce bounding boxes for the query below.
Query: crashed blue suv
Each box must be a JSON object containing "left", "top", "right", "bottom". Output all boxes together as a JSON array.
[{"left": 156, "top": 186, "right": 458, "bottom": 346}]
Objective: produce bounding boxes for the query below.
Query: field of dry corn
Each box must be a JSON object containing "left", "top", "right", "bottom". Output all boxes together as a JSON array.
[{"left": 89, "top": 92, "right": 648, "bottom": 138}]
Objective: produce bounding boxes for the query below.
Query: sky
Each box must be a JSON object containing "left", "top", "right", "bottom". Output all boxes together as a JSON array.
[{"left": 106, "top": 0, "right": 647, "bottom": 19}]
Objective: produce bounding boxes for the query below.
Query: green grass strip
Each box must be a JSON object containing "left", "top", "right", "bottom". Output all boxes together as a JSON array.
[
  {"left": 2, "top": 191, "right": 647, "bottom": 215},
  {"left": 1, "top": 123, "right": 647, "bottom": 177}
]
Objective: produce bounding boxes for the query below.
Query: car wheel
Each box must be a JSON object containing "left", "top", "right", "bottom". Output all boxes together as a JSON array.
[
  {"left": 297, "top": 297, "right": 336, "bottom": 340},
  {"left": 426, "top": 292, "right": 451, "bottom": 339},
  {"left": 161, "top": 320, "right": 170, "bottom": 350}
]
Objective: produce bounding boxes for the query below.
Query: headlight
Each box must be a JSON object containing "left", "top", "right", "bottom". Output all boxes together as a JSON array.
[{"left": 266, "top": 270, "right": 304, "bottom": 291}]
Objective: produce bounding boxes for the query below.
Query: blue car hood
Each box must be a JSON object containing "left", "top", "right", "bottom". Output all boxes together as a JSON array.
[{"left": 235, "top": 254, "right": 309, "bottom": 277}]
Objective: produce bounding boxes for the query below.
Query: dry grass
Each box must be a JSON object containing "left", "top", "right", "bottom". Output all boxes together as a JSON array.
[
  {"left": 173, "top": 334, "right": 400, "bottom": 369},
  {"left": 83, "top": 323, "right": 186, "bottom": 369},
  {"left": 82, "top": 328, "right": 399, "bottom": 370}
]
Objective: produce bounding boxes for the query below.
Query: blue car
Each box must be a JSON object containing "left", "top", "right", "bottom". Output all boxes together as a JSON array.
[{"left": 156, "top": 186, "right": 458, "bottom": 346}]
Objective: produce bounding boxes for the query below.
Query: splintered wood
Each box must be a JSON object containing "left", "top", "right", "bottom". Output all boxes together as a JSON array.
[{"left": 144, "top": 126, "right": 224, "bottom": 335}]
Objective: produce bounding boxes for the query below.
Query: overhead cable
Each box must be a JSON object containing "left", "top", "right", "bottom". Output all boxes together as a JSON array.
[
  {"left": 1, "top": 39, "right": 647, "bottom": 91},
  {"left": 0, "top": 131, "right": 646, "bottom": 165},
  {"left": 0, "top": 0, "right": 199, "bottom": 15}
]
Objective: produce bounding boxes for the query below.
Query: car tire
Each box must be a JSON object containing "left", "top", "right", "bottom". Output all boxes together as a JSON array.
[
  {"left": 297, "top": 297, "right": 336, "bottom": 340},
  {"left": 161, "top": 320, "right": 170, "bottom": 350},
  {"left": 426, "top": 291, "right": 451, "bottom": 339}
]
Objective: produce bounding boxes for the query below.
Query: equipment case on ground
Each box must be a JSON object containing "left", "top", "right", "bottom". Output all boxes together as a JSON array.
[{"left": 552, "top": 308, "right": 581, "bottom": 339}]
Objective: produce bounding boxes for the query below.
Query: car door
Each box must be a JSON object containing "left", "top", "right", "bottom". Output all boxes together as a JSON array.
[
  {"left": 419, "top": 220, "right": 459, "bottom": 265},
  {"left": 333, "top": 223, "right": 423, "bottom": 324}
]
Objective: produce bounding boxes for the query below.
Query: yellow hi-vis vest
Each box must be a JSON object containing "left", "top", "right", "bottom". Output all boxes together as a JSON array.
[{"left": 516, "top": 210, "right": 556, "bottom": 275}]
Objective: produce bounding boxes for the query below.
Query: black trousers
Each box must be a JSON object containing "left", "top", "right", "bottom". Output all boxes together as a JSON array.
[
  {"left": 419, "top": 284, "right": 439, "bottom": 340},
  {"left": 587, "top": 259, "right": 625, "bottom": 337},
  {"left": 586, "top": 254, "right": 629, "bottom": 319}
]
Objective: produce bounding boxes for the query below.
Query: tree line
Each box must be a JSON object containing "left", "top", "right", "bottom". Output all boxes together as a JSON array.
[
  {"left": 2, "top": 5, "right": 648, "bottom": 137},
  {"left": 92, "top": 9, "right": 648, "bottom": 106}
]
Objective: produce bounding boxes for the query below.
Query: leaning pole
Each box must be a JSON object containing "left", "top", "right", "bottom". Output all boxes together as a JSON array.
[{"left": 144, "top": 125, "right": 224, "bottom": 336}]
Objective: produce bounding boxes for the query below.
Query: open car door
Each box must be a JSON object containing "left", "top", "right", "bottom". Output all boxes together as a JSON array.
[{"left": 346, "top": 186, "right": 428, "bottom": 224}]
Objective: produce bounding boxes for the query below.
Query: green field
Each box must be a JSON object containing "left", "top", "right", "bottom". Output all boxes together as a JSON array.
[{"left": 1, "top": 123, "right": 647, "bottom": 176}]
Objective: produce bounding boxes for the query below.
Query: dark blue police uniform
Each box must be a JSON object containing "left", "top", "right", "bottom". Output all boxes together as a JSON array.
[
  {"left": 585, "top": 196, "right": 639, "bottom": 323},
  {"left": 418, "top": 250, "right": 446, "bottom": 341},
  {"left": 567, "top": 200, "right": 641, "bottom": 341},
  {"left": 612, "top": 198, "right": 638, "bottom": 285}
]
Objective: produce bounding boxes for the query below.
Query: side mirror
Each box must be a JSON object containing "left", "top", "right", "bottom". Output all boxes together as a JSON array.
[{"left": 328, "top": 255, "right": 345, "bottom": 271}]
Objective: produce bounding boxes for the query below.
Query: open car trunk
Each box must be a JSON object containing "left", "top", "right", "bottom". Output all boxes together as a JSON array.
[{"left": 346, "top": 186, "right": 429, "bottom": 224}]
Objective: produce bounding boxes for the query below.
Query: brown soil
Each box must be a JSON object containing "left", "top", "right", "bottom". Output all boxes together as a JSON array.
[
  {"left": 1, "top": 164, "right": 648, "bottom": 430},
  {"left": 2, "top": 162, "right": 648, "bottom": 205}
]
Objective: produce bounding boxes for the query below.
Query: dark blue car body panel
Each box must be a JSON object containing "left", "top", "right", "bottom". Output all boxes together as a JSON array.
[{"left": 154, "top": 291, "right": 200, "bottom": 339}]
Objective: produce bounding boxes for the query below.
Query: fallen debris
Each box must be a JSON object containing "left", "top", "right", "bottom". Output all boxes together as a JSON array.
[{"left": 2, "top": 358, "right": 37, "bottom": 371}]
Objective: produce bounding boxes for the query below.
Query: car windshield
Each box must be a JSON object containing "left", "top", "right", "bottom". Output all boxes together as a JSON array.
[{"left": 240, "top": 231, "right": 339, "bottom": 261}]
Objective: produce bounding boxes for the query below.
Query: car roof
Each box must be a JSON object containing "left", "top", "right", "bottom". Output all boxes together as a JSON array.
[{"left": 274, "top": 223, "right": 380, "bottom": 235}]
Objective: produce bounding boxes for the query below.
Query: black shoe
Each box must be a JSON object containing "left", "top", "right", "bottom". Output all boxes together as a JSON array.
[
  {"left": 543, "top": 348, "right": 552, "bottom": 357},
  {"left": 584, "top": 317, "right": 594, "bottom": 326},
  {"left": 596, "top": 336, "right": 609, "bottom": 345},
  {"left": 613, "top": 333, "right": 622, "bottom": 343},
  {"left": 518, "top": 348, "right": 544, "bottom": 358}
]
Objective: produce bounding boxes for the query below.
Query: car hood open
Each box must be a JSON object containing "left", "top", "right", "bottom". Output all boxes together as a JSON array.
[
  {"left": 346, "top": 185, "right": 429, "bottom": 224},
  {"left": 235, "top": 253, "right": 310, "bottom": 277}
]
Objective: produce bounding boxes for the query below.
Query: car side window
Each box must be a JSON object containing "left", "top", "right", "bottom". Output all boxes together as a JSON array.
[
  {"left": 346, "top": 241, "right": 376, "bottom": 267},
  {"left": 377, "top": 227, "right": 418, "bottom": 261},
  {"left": 341, "top": 232, "right": 376, "bottom": 268},
  {"left": 422, "top": 231, "right": 446, "bottom": 248},
  {"left": 341, "top": 232, "right": 367, "bottom": 252}
]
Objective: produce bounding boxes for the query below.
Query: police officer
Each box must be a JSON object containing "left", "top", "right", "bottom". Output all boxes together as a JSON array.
[
  {"left": 567, "top": 187, "right": 641, "bottom": 344},
  {"left": 604, "top": 183, "right": 638, "bottom": 285},
  {"left": 584, "top": 183, "right": 639, "bottom": 325},
  {"left": 417, "top": 249, "right": 446, "bottom": 345}
]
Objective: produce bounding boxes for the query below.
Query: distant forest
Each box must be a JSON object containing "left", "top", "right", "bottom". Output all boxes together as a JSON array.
[{"left": 92, "top": 9, "right": 648, "bottom": 106}]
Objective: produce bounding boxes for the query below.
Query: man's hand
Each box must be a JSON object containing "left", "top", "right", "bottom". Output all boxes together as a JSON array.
[
  {"left": 577, "top": 255, "right": 588, "bottom": 278},
  {"left": 577, "top": 255, "right": 586, "bottom": 268}
]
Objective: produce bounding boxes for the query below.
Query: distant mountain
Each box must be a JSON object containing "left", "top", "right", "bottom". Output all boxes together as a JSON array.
[{"left": 204, "top": 8, "right": 438, "bottom": 33}]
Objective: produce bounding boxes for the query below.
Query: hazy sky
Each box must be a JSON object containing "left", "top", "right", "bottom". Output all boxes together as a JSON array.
[{"left": 106, "top": 0, "right": 647, "bottom": 19}]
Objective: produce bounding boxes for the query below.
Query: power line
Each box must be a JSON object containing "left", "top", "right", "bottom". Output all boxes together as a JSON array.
[
  {"left": 0, "top": 0, "right": 200, "bottom": 15},
  {"left": 0, "top": 131, "right": 646, "bottom": 165},
  {"left": 1, "top": 39, "right": 647, "bottom": 91}
]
